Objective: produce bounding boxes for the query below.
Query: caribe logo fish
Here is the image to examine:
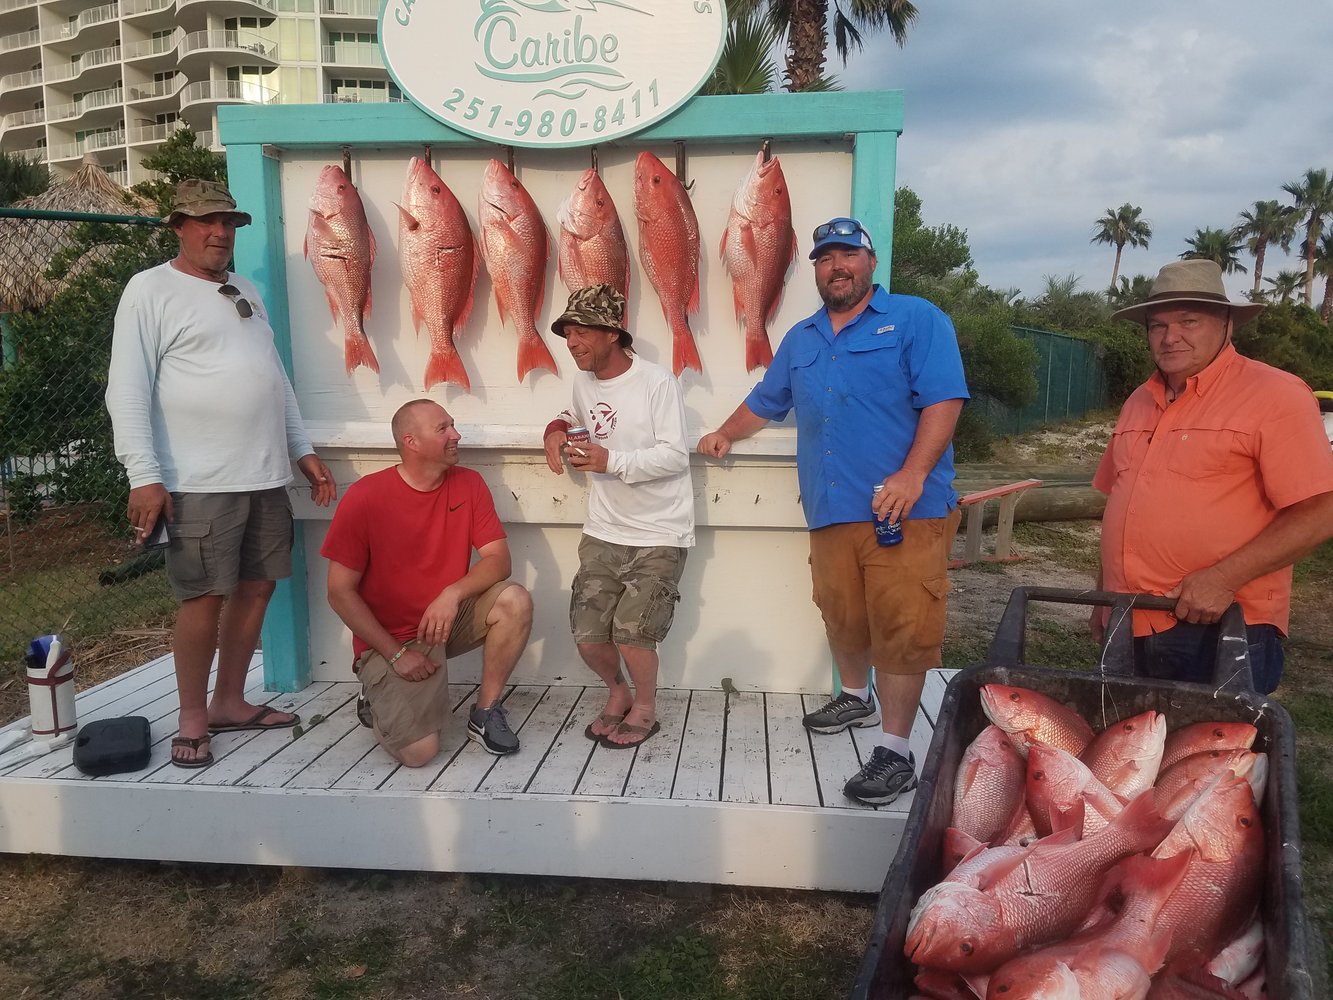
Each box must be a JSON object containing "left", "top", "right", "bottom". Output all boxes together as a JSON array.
[{"left": 473, "top": 0, "right": 651, "bottom": 100}]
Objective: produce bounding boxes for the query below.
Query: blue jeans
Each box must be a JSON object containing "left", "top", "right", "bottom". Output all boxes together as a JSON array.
[{"left": 1133, "top": 621, "right": 1285, "bottom": 694}]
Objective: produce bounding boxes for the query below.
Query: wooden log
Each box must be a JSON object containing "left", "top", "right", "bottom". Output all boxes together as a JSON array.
[{"left": 966, "top": 484, "right": 1106, "bottom": 528}]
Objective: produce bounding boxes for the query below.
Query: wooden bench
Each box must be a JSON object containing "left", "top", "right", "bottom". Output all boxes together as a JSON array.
[{"left": 950, "top": 478, "right": 1043, "bottom": 568}]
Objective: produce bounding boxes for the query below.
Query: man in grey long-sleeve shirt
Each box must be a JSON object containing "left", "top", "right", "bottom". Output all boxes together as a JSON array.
[{"left": 105, "top": 179, "right": 336, "bottom": 768}]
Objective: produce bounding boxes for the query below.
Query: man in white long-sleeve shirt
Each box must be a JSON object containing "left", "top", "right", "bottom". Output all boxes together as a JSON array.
[
  {"left": 105, "top": 179, "right": 336, "bottom": 768},
  {"left": 542, "top": 285, "right": 694, "bottom": 749}
]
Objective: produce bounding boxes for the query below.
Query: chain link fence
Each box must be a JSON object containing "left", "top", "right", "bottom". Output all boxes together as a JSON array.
[
  {"left": 0, "top": 208, "right": 179, "bottom": 705},
  {"left": 968, "top": 326, "right": 1110, "bottom": 436}
]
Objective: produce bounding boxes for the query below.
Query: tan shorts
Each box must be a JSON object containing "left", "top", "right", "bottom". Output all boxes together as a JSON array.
[
  {"left": 354, "top": 581, "right": 510, "bottom": 752},
  {"left": 809, "top": 510, "right": 961, "bottom": 675},
  {"left": 165, "top": 488, "right": 293, "bottom": 601}
]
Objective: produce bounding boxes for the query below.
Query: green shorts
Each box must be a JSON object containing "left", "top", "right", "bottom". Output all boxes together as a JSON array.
[
  {"left": 569, "top": 534, "right": 688, "bottom": 649},
  {"left": 165, "top": 488, "right": 293, "bottom": 601}
]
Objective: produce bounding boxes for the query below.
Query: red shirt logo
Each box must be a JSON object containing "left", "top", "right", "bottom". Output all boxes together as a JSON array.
[{"left": 589, "top": 401, "right": 618, "bottom": 440}]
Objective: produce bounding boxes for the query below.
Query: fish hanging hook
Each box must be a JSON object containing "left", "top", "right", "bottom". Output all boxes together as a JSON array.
[
  {"left": 422, "top": 144, "right": 432, "bottom": 170},
  {"left": 760, "top": 138, "right": 772, "bottom": 162},
  {"left": 674, "top": 140, "right": 694, "bottom": 193},
  {"left": 341, "top": 145, "right": 351, "bottom": 177},
  {"left": 505, "top": 145, "right": 515, "bottom": 174},
  {"left": 590, "top": 146, "right": 599, "bottom": 174}
]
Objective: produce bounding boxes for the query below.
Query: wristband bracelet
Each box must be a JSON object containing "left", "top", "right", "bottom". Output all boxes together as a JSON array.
[
  {"left": 544, "top": 418, "right": 571, "bottom": 440},
  {"left": 387, "top": 643, "right": 410, "bottom": 666}
]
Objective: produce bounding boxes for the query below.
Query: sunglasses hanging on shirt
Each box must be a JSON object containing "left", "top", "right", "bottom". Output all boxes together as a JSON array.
[{"left": 218, "top": 283, "right": 254, "bottom": 319}]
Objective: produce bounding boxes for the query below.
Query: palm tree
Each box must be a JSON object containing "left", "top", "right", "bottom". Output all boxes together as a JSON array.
[
  {"left": 1281, "top": 167, "right": 1333, "bottom": 307},
  {"left": 0, "top": 150, "right": 49, "bottom": 205},
  {"left": 703, "top": 7, "right": 783, "bottom": 95},
  {"left": 778, "top": 0, "right": 918, "bottom": 92},
  {"left": 1091, "top": 204, "right": 1152, "bottom": 290},
  {"left": 1263, "top": 269, "right": 1304, "bottom": 305},
  {"left": 1314, "top": 233, "right": 1333, "bottom": 323},
  {"left": 1108, "top": 273, "right": 1155, "bottom": 309},
  {"left": 1180, "top": 227, "right": 1247, "bottom": 275},
  {"left": 1235, "top": 199, "right": 1298, "bottom": 300}
]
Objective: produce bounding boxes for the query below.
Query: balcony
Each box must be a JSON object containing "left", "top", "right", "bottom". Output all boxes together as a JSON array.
[
  {"left": 41, "top": 3, "right": 120, "bottom": 44},
  {"left": 321, "top": 90, "right": 404, "bottom": 104},
  {"left": 126, "top": 72, "right": 186, "bottom": 103},
  {"left": 45, "top": 128, "right": 126, "bottom": 162},
  {"left": 0, "top": 105, "right": 44, "bottom": 133},
  {"left": 122, "top": 0, "right": 174, "bottom": 18},
  {"left": 0, "top": 0, "right": 38, "bottom": 13},
  {"left": 46, "top": 86, "right": 123, "bottom": 124},
  {"left": 320, "top": 42, "right": 382, "bottom": 67},
  {"left": 180, "top": 78, "right": 281, "bottom": 109},
  {"left": 123, "top": 29, "right": 181, "bottom": 64},
  {"left": 321, "top": 0, "right": 378, "bottom": 17},
  {"left": 0, "top": 67, "right": 41, "bottom": 94},
  {"left": 179, "top": 30, "right": 279, "bottom": 66},
  {"left": 178, "top": 0, "right": 276, "bottom": 16},
  {"left": 0, "top": 28, "right": 39, "bottom": 53},
  {"left": 44, "top": 44, "right": 123, "bottom": 83}
]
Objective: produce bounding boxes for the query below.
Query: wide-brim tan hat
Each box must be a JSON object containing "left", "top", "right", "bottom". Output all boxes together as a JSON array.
[
  {"left": 163, "top": 178, "right": 252, "bottom": 227},
  {"left": 1111, "top": 259, "right": 1264, "bottom": 327}
]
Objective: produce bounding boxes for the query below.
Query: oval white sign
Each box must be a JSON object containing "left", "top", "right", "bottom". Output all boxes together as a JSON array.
[{"left": 380, "top": 1, "right": 728, "bottom": 148}]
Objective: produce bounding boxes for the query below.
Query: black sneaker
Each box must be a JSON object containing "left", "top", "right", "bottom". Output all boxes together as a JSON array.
[
  {"left": 844, "top": 747, "right": 917, "bottom": 805},
  {"left": 467, "top": 703, "right": 519, "bottom": 756},
  {"left": 802, "top": 692, "right": 880, "bottom": 734},
  {"left": 356, "top": 695, "right": 373, "bottom": 729}
]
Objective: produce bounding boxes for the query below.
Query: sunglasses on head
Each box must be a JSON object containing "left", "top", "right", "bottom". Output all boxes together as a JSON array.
[
  {"left": 218, "top": 283, "right": 253, "bottom": 318},
  {"left": 812, "top": 220, "right": 869, "bottom": 243}
]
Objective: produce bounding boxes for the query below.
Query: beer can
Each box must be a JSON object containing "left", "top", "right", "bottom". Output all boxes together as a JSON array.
[
  {"left": 565, "top": 425, "right": 590, "bottom": 457},
  {"left": 872, "top": 484, "right": 903, "bottom": 547}
]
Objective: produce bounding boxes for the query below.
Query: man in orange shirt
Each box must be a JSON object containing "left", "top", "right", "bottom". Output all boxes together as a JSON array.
[{"left": 1093, "top": 259, "right": 1333, "bottom": 692}]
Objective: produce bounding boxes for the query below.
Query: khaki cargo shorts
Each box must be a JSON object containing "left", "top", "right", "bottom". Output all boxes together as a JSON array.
[
  {"left": 570, "top": 534, "right": 688, "bottom": 649},
  {"left": 354, "top": 581, "right": 509, "bottom": 753},
  {"left": 809, "top": 509, "right": 961, "bottom": 674},
  {"left": 165, "top": 488, "right": 293, "bottom": 601}
]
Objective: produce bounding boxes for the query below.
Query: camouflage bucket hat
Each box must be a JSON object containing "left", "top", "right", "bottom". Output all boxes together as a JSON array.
[
  {"left": 163, "top": 178, "right": 252, "bottom": 227},
  {"left": 551, "top": 283, "right": 632, "bottom": 347}
]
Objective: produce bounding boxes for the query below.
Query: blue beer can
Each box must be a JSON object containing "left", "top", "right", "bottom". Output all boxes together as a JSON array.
[{"left": 872, "top": 485, "right": 903, "bottom": 547}]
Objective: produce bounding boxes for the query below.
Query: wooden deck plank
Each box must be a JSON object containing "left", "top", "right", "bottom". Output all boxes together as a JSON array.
[
  {"left": 721, "top": 692, "right": 768, "bottom": 804},
  {"left": 239, "top": 701, "right": 363, "bottom": 788},
  {"left": 0, "top": 653, "right": 179, "bottom": 739},
  {"left": 672, "top": 690, "right": 725, "bottom": 801},
  {"left": 378, "top": 685, "right": 487, "bottom": 793},
  {"left": 330, "top": 682, "right": 476, "bottom": 792},
  {"left": 765, "top": 693, "right": 820, "bottom": 807},
  {"left": 804, "top": 693, "right": 870, "bottom": 811},
  {"left": 286, "top": 717, "right": 378, "bottom": 789},
  {"left": 428, "top": 686, "right": 545, "bottom": 794},
  {"left": 525, "top": 688, "right": 599, "bottom": 794},
  {"left": 620, "top": 689, "right": 690, "bottom": 799},
  {"left": 478, "top": 686, "right": 581, "bottom": 794}
]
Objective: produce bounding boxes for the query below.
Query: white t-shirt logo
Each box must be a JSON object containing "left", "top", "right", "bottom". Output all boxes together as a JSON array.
[{"left": 590, "top": 401, "right": 618, "bottom": 440}]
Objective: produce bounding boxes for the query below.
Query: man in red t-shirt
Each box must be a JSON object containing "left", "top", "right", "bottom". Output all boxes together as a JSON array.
[{"left": 322, "top": 400, "right": 533, "bottom": 765}]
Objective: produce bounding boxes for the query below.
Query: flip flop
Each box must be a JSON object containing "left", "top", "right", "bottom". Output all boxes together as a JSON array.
[
  {"left": 170, "top": 735, "right": 214, "bottom": 769},
  {"left": 599, "top": 720, "right": 661, "bottom": 750},
  {"left": 208, "top": 705, "right": 300, "bottom": 733},
  {"left": 584, "top": 712, "right": 626, "bottom": 742}
]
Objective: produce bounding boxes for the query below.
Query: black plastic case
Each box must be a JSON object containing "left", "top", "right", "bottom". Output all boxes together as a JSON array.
[{"left": 72, "top": 716, "right": 152, "bottom": 776}]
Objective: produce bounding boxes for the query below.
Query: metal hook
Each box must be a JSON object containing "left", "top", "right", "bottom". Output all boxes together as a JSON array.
[
  {"left": 341, "top": 145, "right": 351, "bottom": 177},
  {"left": 423, "top": 144, "right": 432, "bottom": 169},
  {"left": 590, "top": 146, "right": 599, "bottom": 174},
  {"left": 760, "top": 138, "right": 772, "bottom": 162},
  {"left": 505, "top": 145, "right": 515, "bottom": 174},
  {"left": 674, "top": 140, "right": 694, "bottom": 192}
]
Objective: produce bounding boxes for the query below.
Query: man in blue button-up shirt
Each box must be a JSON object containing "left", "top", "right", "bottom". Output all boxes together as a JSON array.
[{"left": 699, "top": 217, "right": 968, "bottom": 805}]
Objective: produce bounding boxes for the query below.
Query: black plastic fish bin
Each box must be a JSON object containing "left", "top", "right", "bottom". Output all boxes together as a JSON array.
[{"left": 850, "top": 587, "right": 1327, "bottom": 1000}]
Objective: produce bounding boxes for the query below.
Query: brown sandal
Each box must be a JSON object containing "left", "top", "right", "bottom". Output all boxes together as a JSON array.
[
  {"left": 170, "top": 735, "right": 213, "bottom": 769},
  {"left": 599, "top": 720, "right": 661, "bottom": 750},
  {"left": 584, "top": 712, "right": 626, "bottom": 742}
]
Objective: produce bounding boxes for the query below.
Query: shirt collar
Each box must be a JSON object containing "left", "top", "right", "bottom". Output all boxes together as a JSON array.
[
  {"left": 807, "top": 284, "right": 890, "bottom": 339},
  {"left": 1149, "top": 341, "right": 1239, "bottom": 405}
]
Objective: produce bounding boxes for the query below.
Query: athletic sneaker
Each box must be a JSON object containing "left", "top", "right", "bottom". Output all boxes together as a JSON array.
[
  {"left": 467, "top": 703, "right": 519, "bottom": 755},
  {"left": 802, "top": 691, "right": 880, "bottom": 734},
  {"left": 356, "top": 695, "right": 373, "bottom": 729},
  {"left": 844, "top": 747, "right": 917, "bottom": 805}
]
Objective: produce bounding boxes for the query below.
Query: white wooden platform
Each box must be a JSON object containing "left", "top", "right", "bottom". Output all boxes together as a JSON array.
[{"left": 0, "top": 655, "right": 955, "bottom": 892}]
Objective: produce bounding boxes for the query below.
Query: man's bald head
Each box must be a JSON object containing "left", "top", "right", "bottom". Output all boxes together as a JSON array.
[{"left": 391, "top": 398, "right": 441, "bottom": 451}]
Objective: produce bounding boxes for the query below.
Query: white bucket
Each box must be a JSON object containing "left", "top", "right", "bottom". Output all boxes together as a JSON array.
[{"left": 26, "top": 634, "right": 76, "bottom": 739}]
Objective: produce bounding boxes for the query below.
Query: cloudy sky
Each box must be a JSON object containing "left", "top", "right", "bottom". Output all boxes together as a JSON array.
[{"left": 837, "top": 0, "right": 1332, "bottom": 300}]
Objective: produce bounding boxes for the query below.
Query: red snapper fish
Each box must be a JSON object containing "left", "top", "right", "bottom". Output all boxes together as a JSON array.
[
  {"left": 1025, "top": 741, "right": 1125, "bottom": 838},
  {"left": 557, "top": 168, "right": 630, "bottom": 298},
  {"left": 1160, "top": 722, "right": 1257, "bottom": 772},
  {"left": 477, "top": 159, "right": 558, "bottom": 382},
  {"left": 1205, "top": 914, "right": 1265, "bottom": 988},
  {"left": 950, "top": 724, "right": 1027, "bottom": 844},
  {"left": 1080, "top": 709, "right": 1167, "bottom": 797},
  {"left": 397, "top": 157, "right": 478, "bottom": 391},
  {"left": 305, "top": 164, "right": 378, "bottom": 374},
  {"left": 904, "top": 790, "right": 1171, "bottom": 974},
  {"left": 1154, "top": 749, "right": 1264, "bottom": 821},
  {"left": 720, "top": 150, "right": 796, "bottom": 371},
  {"left": 979, "top": 684, "right": 1095, "bottom": 759},
  {"left": 634, "top": 151, "right": 702, "bottom": 375}
]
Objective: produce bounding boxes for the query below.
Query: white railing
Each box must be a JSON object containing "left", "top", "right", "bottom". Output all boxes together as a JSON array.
[
  {"left": 180, "top": 79, "right": 280, "bottom": 106},
  {"left": 179, "top": 30, "right": 277, "bottom": 60},
  {"left": 179, "top": 0, "right": 276, "bottom": 14},
  {"left": 47, "top": 87, "right": 124, "bottom": 123},
  {"left": 122, "top": 0, "right": 174, "bottom": 15},
  {"left": 46, "top": 129, "right": 126, "bottom": 161},
  {"left": 9, "top": 145, "right": 46, "bottom": 161},
  {"left": 0, "top": 106, "right": 45, "bottom": 130},
  {"left": 106, "top": 167, "right": 129, "bottom": 186},
  {"left": 127, "top": 73, "right": 187, "bottom": 101},
  {"left": 320, "top": 42, "right": 382, "bottom": 67},
  {"left": 45, "top": 44, "right": 122, "bottom": 82},
  {"left": 41, "top": 3, "right": 120, "bottom": 43},
  {"left": 0, "top": 0, "right": 39, "bottom": 13},
  {"left": 322, "top": 91, "right": 404, "bottom": 104},
  {"left": 124, "top": 30, "right": 182, "bottom": 60},
  {"left": 321, "top": 0, "right": 379, "bottom": 15},
  {"left": 0, "top": 29, "right": 41, "bottom": 52},
  {"left": 0, "top": 68, "right": 42, "bottom": 92}
]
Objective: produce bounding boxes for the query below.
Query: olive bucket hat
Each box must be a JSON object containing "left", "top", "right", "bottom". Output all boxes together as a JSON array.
[
  {"left": 551, "top": 283, "right": 632, "bottom": 347},
  {"left": 163, "top": 179, "right": 252, "bottom": 227},
  {"left": 1110, "top": 259, "right": 1264, "bottom": 327}
]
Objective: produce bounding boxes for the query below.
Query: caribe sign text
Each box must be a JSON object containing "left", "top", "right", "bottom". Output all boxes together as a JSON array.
[{"left": 380, "top": 1, "right": 728, "bottom": 148}]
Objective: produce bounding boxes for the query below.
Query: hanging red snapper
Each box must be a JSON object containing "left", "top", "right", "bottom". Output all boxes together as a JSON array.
[
  {"left": 477, "top": 159, "right": 558, "bottom": 383},
  {"left": 397, "top": 157, "right": 478, "bottom": 391},
  {"left": 305, "top": 164, "right": 378, "bottom": 375},
  {"left": 720, "top": 150, "right": 796, "bottom": 371},
  {"left": 634, "top": 150, "right": 702, "bottom": 375},
  {"left": 557, "top": 168, "right": 630, "bottom": 298}
]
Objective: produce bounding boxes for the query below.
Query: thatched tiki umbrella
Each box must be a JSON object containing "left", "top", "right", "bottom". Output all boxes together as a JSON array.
[{"left": 0, "top": 155, "right": 157, "bottom": 316}]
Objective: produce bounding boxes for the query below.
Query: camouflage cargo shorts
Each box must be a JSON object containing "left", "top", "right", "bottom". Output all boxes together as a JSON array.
[{"left": 569, "top": 534, "right": 688, "bottom": 649}]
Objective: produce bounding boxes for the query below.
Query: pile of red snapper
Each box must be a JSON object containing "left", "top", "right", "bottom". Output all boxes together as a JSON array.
[{"left": 904, "top": 684, "right": 1270, "bottom": 999}]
